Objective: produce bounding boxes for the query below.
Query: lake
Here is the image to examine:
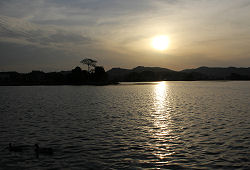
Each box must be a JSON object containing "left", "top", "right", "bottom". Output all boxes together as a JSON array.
[{"left": 0, "top": 81, "right": 250, "bottom": 169}]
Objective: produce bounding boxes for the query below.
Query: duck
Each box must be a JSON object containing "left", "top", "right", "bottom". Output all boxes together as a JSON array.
[
  {"left": 8, "top": 143, "right": 23, "bottom": 152},
  {"left": 34, "top": 144, "right": 53, "bottom": 155}
]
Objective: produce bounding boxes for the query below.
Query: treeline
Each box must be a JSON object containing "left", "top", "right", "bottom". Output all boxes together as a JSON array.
[
  {"left": 0, "top": 66, "right": 112, "bottom": 86},
  {"left": 0, "top": 58, "right": 118, "bottom": 86}
]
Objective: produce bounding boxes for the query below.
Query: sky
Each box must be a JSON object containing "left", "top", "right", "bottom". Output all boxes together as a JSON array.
[{"left": 1, "top": 0, "right": 250, "bottom": 72}]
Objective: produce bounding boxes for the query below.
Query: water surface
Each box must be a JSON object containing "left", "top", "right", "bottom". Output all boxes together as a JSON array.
[{"left": 0, "top": 81, "right": 250, "bottom": 169}]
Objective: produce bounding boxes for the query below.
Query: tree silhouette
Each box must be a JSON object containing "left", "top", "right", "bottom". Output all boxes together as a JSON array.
[
  {"left": 80, "top": 58, "right": 97, "bottom": 72},
  {"left": 94, "top": 66, "right": 107, "bottom": 82}
]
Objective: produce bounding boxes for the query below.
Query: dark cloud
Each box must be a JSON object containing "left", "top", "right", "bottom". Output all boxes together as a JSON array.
[
  {"left": 0, "top": 0, "right": 43, "bottom": 18},
  {"left": 0, "top": 41, "right": 77, "bottom": 72},
  {"left": 0, "top": 16, "right": 30, "bottom": 38},
  {"left": 0, "top": 16, "right": 92, "bottom": 46},
  {"left": 32, "top": 19, "right": 95, "bottom": 26},
  {"left": 26, "top": 30, "right": 91, "bottom": 45},
  {"left": 48, "top": 0, "right": 156, "bottom": 13}
]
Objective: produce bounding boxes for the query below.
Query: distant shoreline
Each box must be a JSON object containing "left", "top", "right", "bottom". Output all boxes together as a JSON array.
[
  {"left": 1, "top": 66, "right": 250, "bottom": 86},
  {"left": 1, "top": 80, "right": 250, "bottom": 87}
]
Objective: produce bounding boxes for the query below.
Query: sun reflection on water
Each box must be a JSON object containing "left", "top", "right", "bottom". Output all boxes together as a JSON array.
[
  {"left": 149, "top": 81, "right": 175, "bottom": 161},
  {"left": 154, "top": 81, "right": 167, "bottom": 114}
]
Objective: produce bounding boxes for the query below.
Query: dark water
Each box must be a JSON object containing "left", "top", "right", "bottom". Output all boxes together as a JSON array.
[{"left": 0, "top": 81, "right": 250, "bottom": 169}]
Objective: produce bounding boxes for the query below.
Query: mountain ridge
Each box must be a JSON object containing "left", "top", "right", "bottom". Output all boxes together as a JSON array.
[{"left": 107, "top": 66, "right": 250, "bottom": 81}]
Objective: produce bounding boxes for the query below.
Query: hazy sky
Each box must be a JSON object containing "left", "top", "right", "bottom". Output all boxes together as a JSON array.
[{"left": 1, "top": 0, "right": 250, "bottom": 72}]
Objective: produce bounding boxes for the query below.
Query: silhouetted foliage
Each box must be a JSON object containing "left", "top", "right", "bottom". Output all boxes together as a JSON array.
[
  {"left": 229, "top": 73, "right": 250, "bottom": 80},
  {"left": 80, "top": 58, "right": 97, "bottom": 72},
  {"left": 93, "top": 66, "right": 108, "bottom": 82},
  {"left": 0, "top": 64, "right": 111, "bottom": 85},
  {"left": 69, "top": 67, "right": 84, "bottom": 84}
]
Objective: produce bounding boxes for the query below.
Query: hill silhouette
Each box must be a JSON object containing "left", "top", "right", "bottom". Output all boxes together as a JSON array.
[
  {"left": 182, "top": 66, "right": 250, "bottom": 80},
  {"left": 107, "top": 66, "right": 250, "bottom": 82}
]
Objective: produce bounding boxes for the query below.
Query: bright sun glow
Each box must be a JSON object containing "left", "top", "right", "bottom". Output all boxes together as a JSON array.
[{"left": 152, "top": 35, "right": 170, "bottom": 51}]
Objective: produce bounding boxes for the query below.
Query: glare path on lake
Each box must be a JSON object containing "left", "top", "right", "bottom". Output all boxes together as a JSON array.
[{"left": 149, "top": 82, "right": 175, "bottom": 160}]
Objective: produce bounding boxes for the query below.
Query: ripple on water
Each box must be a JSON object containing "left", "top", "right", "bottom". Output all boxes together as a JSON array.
[{"left": 0, "top": 82, "right": 250, "bottom": 169}]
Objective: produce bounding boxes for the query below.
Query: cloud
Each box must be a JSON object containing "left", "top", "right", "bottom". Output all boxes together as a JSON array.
[
  {"left": 0, "top": 41, "right": 78, "bottom": 72},
  {"left": 0, "top": 15, "right": 92, "bottom": 47}
]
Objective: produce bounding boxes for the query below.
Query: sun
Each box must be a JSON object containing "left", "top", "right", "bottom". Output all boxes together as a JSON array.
[{"left": 152, "top": 35, "right": 170, "bottom": 51}]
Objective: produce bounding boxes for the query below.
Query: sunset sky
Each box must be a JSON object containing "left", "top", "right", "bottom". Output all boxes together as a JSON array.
[{"left": 1, "top": 0, "right": 250, "bottom": 72}]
